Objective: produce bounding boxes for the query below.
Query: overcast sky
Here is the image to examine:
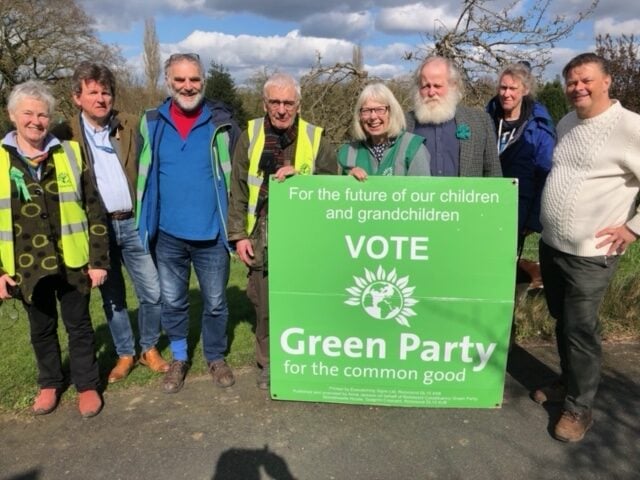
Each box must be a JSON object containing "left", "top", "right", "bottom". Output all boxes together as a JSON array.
[{"left": 82, "top": 0, "right": 640, "bottom": 85}]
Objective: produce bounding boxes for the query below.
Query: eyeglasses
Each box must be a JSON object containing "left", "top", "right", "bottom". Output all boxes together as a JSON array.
[
  {"left": 265, "top": 99, "right": 298, "bottom": 111},
  {"left": 360, "top": 106, "right": 389, "bottom": 118}
]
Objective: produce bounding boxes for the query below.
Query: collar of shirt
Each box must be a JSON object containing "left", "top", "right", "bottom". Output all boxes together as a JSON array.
[
  {"left": 81, "top": 113, "right": 115, "bottom": 154},
  {"left": 2, "top": 131, "right": 61, "bottom": 180},
  {"left": 2, "top": 130, "right": 60, "bottom": 153}
]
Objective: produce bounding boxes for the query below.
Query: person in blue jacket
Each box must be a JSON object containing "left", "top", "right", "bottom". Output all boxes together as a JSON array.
[
  {"left": 137, "top": 53, "right": 241, "bottom": 394},
  {"left": 487, "top": 62, "right": 556, "bottom": 288}
]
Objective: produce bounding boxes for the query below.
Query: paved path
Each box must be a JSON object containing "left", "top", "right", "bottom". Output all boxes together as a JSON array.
[{"left": 1, "top": 344, "right": 639, "bottom": 480}]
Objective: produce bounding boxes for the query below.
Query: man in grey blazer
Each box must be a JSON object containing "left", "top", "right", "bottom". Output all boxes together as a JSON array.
[{"left": 406, "top": 56, "right": 501, "bottom": 177}]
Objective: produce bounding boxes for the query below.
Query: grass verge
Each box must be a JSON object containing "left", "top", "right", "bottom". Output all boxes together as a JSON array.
[
  {"left": 1, "top": 238, "right": 638, "bottom": 413},
  {"left": 0, "top": 257, "right": 254, "bottom": 413},
  {"left": 514, "top": 235, "right": 640, "bottom": 344}
]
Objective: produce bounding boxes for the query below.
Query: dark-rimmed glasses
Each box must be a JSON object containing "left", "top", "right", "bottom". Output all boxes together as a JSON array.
[{"left": 360, "top": 106, "right": 389, "bottom": 118}]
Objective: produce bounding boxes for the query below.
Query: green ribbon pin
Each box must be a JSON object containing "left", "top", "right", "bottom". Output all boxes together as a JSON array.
[{"left": 10, "top": 167, "right": 31, "bottom": 202}]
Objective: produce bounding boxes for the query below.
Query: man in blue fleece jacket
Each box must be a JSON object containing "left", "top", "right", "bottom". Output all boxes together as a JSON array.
[{"left": 137, "top": 53, "right": 240, "bottom": 394}]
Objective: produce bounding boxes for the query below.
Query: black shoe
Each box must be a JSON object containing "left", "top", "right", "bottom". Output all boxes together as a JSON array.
[{"left": 163, "top": 360, "right": 189, "bottom": 394}]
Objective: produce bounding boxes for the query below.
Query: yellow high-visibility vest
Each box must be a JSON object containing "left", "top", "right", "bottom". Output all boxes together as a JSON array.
[
  {"left": 246, "top": 117, "right": 322, "bottom": 234},
  {"left": 0, "top": 141, "right": 89, "bottom": 276}
]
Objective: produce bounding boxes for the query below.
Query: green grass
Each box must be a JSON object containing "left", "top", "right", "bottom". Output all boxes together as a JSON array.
[
  {"left": 0, "top": 257, "right": 254, "bottom": 413},
  {"left": 1, "top": 239, "right": 639, "bottom": 413},
  {"left": 515, "top": 234, "right": 640, "bottom": 343}
]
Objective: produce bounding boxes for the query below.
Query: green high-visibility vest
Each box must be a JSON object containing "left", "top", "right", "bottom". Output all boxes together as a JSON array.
[
  {"left": 0, "top": 141, "right": 89, "bottom": 276},
  {"left": 246, "top": 117, "right": 322, "bottom": 234}
]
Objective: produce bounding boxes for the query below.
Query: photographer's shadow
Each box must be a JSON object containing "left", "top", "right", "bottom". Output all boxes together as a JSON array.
[{"left": 212, "top": 445, "right": 296, "bottom": 480}]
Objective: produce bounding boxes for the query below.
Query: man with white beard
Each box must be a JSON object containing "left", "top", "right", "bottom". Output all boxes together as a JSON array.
[{"left": 406, "top": 56, "right": 501, "bottom": 177}]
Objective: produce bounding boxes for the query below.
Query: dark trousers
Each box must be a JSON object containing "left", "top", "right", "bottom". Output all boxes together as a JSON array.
[
  {"left": 247, "top": 269, "right": 269, "bottom": 368},
  {"left": 539, "top": 241, "right": 619, "bottom": 413},
  {"left": 25, "top": 275, "right": 99, "bottom": 392}
]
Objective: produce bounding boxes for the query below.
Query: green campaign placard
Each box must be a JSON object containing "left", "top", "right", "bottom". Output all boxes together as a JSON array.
[{"left": 268, "top": 175, "right": 517, "bottom": 408}]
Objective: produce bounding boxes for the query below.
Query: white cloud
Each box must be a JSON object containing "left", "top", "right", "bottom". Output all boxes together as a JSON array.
[
  {"left": 88, "top": 0, "right": 617, "bottom": 86},
  {"left": 83, "top": 1, "right": 459, "bottom": 31},
  {"left": 364, "top": 42, "right": 415, "bottom": 65},
  {"left": 376, "top": 3, "right": 458, "bottom": 34},
  {"left": 300, "top": 11, "right": 374, "bottom": 40},
  {"left": 126, "top": 30, "right": 417, "bottom": 84},
  {"left": 155, "top": 30, "right": 357, "bottom": 82},
  {"left": 365, "top": 63, "right": 409, "bottom": 78},
  {"left": 557, "top": 0, "right": 640, "bottom": 19},
  {"left": 594, "top": 17, "right": 640, "bottom": 36},
  {"left": 83, "top": 0, "right": 206, "bottom": 31},
  {"left": 545, "top": 45, "right": 598, "bottom": 81},
  {"left": 201, "top": 0, "right": 424, "bottom": 22}
]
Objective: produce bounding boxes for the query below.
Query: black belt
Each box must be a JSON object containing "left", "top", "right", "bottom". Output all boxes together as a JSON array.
[{"left": 109, "top": 210, "right": 133, "bottom": 220}]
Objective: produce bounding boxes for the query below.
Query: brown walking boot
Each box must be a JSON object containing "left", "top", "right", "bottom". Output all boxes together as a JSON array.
[
  {"left": 107, "top": 355, "right": 135, "bottom": 383},
  {"left": 163, "top": 360, "right": 189, "bottom": 394},
  {"left": 208, "top": 360, "right": 235, "bottom": 388},
  {"left": 554, "top": 409, "right": 593, "bottom": 442},
  {"left": 139, "top": 347, "right": 170, "bottom": 373}
]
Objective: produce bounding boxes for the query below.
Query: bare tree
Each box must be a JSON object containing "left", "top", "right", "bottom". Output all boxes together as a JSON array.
[
  {"left": 596, "top": 34, "right": 640, "bottom": 114},
  {"left": 416, "top": 0, "right": 598, "bottom": 94},
  {"left": 0, "top": 0, "right": 121, "bottom": 121},
  {"left": 300, "top": 55, "right": 370, "bottom": 145},
  {"left": 143, "top": 17, "right": 162, "bottom": 96}
]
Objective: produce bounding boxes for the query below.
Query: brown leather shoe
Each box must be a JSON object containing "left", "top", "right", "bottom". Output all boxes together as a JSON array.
[
  {"left": 32, "top": 388, "right": 59, "bottom": 415},
  {"left": 163, "top": 360, "right": 189, "bottom": 394},
  {"left": 78, "top": 390, "right": 103, "bottom": 418},
  {"left": 107, "top": 355, "right": 135, "bottom": 383},
  {"left": 554, "top": 409, "right": 593, "bottom": 442},
  {"left": 208, "top": 360, "right": 235, "bottom": 388},
  {"left": 139, "top": 347, "right": 169, "bottom": 373}
]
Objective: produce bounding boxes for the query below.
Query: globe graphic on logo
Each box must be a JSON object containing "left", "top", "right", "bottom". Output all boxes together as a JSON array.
[{"left": 362, "top": 281, "right": 403, "bottom": 320}]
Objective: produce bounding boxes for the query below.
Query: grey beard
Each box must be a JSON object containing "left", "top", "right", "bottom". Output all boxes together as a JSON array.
[
  {"left": 413, "top": 91, "right": 458, "bottom": 124},
  {"left": 172, "top": 91, "right": 204, "bottom": 112}
]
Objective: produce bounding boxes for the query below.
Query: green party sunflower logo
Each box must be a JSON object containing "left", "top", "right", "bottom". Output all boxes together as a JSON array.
[{"left": 345, "top": 266, "right": 418, "bottom": 327}]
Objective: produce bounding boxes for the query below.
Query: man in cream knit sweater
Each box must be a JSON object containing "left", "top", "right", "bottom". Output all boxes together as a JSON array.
[{"left": 535, "top": 53, "right": 640, "bottom": 442}]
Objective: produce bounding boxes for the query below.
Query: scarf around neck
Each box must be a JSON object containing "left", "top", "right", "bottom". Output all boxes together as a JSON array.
[
  {"left": 258, "top": 115, "right": 298, "bottom": 176},
  {"left": 255, "top": 115, "right": 298, "bottom": 217}
]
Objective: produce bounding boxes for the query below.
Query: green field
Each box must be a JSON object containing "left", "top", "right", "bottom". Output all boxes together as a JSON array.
[
  {"left": 1, "top": 240, "right": 638, "bottom": 413},
  {"left": 0, "top": 258, "right": 254, "bottom": 413},
  {"left": 515, "top": 234, "right": 640, "bottom": 342}
]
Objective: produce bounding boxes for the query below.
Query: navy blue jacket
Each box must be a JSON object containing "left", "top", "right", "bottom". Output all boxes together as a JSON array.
[{"left": 487, "top": 98, "right": 555, "bottom": 234}]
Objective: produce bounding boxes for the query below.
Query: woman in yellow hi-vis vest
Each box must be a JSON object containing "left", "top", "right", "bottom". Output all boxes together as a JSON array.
[{"left": 0, "top": 81, "right": 110, "bottom": 418}]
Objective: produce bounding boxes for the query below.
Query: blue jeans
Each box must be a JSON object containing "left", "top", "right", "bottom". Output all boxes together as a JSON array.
[
  {"left": 155, "top": 230, "right": 230, "bottom": 363},
  {"left": 100, "top": 217, "right": 162, "bottom": 357}
]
